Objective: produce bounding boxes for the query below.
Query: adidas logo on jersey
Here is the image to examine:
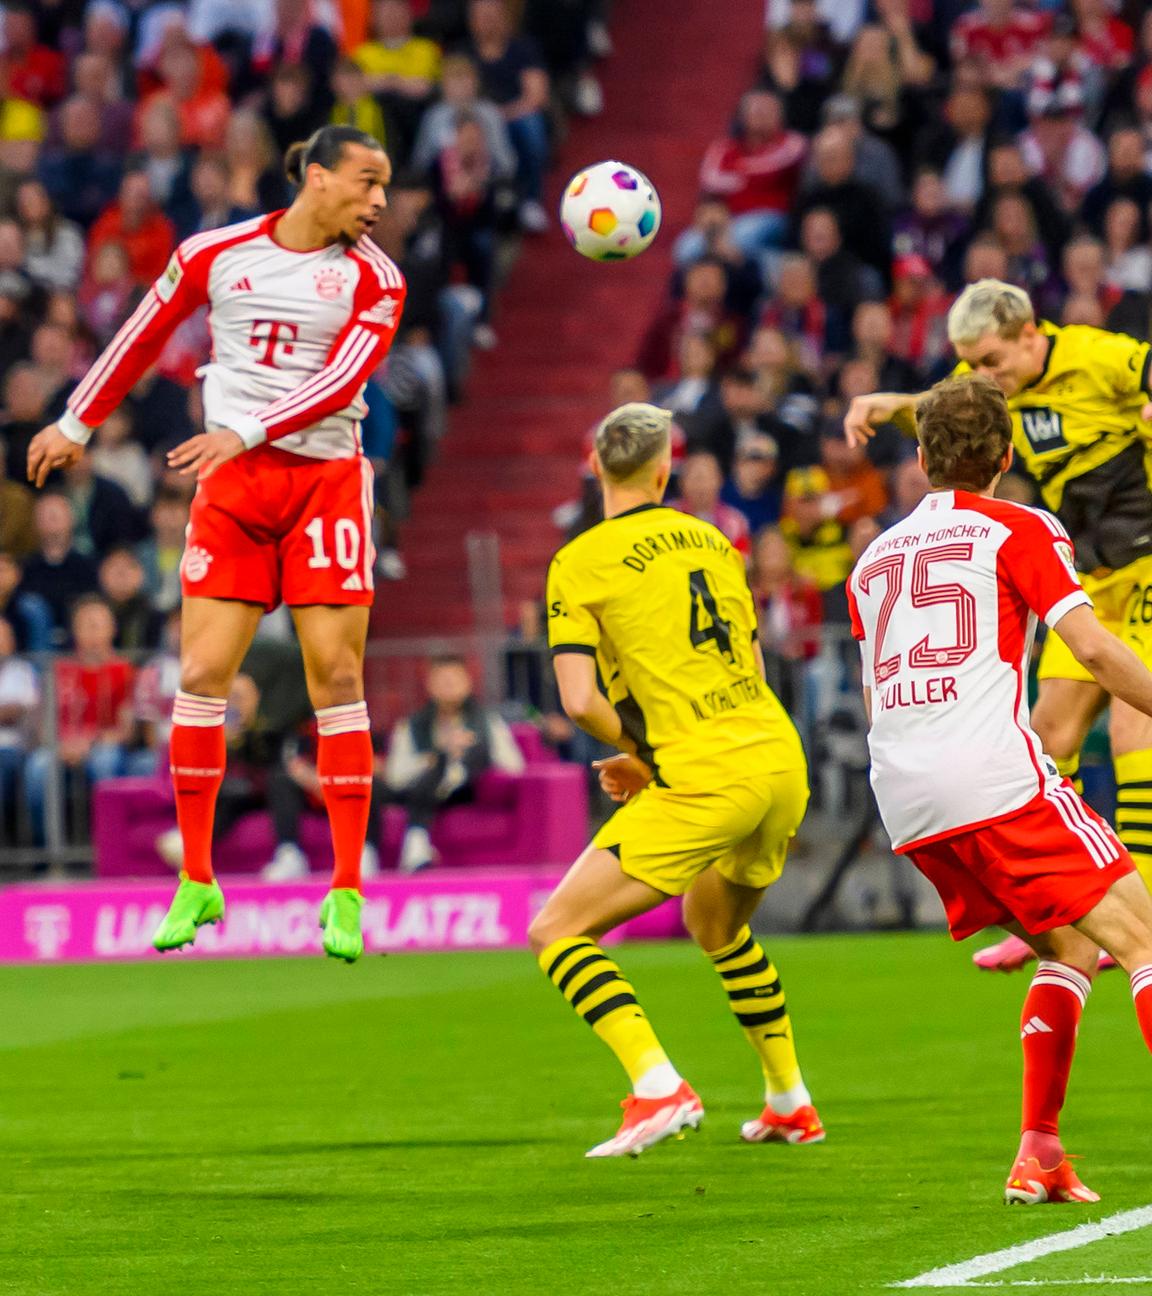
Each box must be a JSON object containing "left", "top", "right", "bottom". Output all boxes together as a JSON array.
[
  {"left": 341, "top": 572, "right": 364, "bottom": 591},
  {"left": 229, "top": 276, "right": 254, "bottom": 293},
  {"left": 1021, "top": 1016, "right": 1054, "bottom": 1038}
]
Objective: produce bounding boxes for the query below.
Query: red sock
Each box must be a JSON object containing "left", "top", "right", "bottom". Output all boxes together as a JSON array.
[
  {"left": 316, "top": 701, "right": 373, "bottom": 891},
  {"left": 169, "top": 691, "right": 227, "bottom": 884},
  {"left": 1019, "top": 961, "right": 1090, "bottom": 1147},
  {"left": 1131, "top": 966, "right": 1152, "bottom": 1050}
]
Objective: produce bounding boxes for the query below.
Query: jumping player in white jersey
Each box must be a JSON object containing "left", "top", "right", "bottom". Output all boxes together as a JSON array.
[
  {"left": 848, "top": 375, "right": 1152, "bottom": 1203},
  {"left": 26, "top": 125, "right": 407, "bottom": 962}
]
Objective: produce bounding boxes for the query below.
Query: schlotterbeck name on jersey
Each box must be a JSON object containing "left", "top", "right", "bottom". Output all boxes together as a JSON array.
[
  {"left": 877, "top": 676, "right": 958, "bottom": 712},
  {"left": 689, "top": 673, "right": 764, "bottom": 721}
]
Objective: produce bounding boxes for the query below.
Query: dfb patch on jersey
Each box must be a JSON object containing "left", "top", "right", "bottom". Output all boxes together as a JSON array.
[
  {"left": 362, "top": 295, "right": 400, "bottom": 328},
  {"left": 156, "top": 254, "right": 184, "bottom": 303}
]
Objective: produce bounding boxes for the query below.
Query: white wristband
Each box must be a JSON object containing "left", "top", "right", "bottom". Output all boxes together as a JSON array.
[
  {"left": 58, "top": 408, "right": 94, "bottom": 446},
  {"left": 228, "top": 414, "right": 268, "bottom": 450}
]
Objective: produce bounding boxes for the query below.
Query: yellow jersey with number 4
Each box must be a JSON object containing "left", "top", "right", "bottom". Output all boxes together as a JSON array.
[
  {"left": 955, "top": 321, "right": 1152, "bottom": 572},
  {"left": 546, "top": 503, "right": 804, "bottom": 791}
]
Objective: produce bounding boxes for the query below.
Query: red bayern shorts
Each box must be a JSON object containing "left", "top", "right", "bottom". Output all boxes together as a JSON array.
[
  {"left": 181, "top": 445, "right": 375, "bottom": 612},
  {"left": 905, "top": 784, "right": 1134, "bottom": 941}
]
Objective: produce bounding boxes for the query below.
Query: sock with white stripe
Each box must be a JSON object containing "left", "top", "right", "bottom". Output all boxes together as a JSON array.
[
  {"left": 1130, "top": 965, "right": 1152, "bottom": 1051},
  {"left": 169, "top": 691, "right": 227, "bottom": 885},
  {"left": 316, "top": 702, "right": 374, "bottom": 891},
  {"left": 1019, "top": 961, "right": 1090, "bottom": 1158}
]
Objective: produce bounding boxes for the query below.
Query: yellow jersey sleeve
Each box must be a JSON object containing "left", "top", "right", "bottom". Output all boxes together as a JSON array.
[
  {"left": 1085, "top": 329, "right": 1152, "bottom": 401},
  {"left": 546, "top": 551, "right": 600, "bottom": 655}
]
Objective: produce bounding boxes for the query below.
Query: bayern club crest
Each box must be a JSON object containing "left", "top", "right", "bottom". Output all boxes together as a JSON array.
[
  {"left": 181, "top": 545, "right": 213, "bottom": 583},
  {"left": 314, "top": 268, "right": 347, "bottom": 300}
]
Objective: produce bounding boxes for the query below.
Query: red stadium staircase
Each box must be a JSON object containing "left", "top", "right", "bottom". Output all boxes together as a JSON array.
[{"left": 374, "top": 0, "right": 765, "bottom": 636}]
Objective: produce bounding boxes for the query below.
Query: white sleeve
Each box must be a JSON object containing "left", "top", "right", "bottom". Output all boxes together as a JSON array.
[{"left": 487, "top": 715, "right": 525, "bottom": 775}]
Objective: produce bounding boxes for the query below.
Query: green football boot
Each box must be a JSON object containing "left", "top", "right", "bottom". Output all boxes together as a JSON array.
[
  {"left": 319, "top": 888, "right": 364, "bottom": 963},
  {"left": 152, "top": 875, "right": 226, "bottom": 952}
]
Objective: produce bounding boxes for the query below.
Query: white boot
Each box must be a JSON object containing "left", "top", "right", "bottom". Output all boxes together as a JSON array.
[
  {"left": 360, "top": 842, "right": 381, "bottom": 879},
  {"left": 398, "top": 826, "right": 437, "bottom": 874},
  {"left": 261, "top": 842, "right": 309, "bottom": 881},
  {"left": 155, "top": 827, "right": 184, "bottom": 870}
]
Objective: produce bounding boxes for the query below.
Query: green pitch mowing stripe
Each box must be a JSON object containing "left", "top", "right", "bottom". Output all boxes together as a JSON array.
[{"left": 1, "top": 935, "right": 1150, "bottom": 1296}]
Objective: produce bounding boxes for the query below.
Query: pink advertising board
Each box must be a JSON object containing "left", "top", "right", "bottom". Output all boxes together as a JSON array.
[{"left": 0, "top": 868, "right": 685, "bottom": 964}]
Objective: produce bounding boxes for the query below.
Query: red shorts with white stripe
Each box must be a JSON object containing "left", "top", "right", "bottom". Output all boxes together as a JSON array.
[
  {"left": 181, "top": 445, "right": 375, "bottom": 612},
  {"left": 905, "top": 783, "right": 1134, "bottom": 941}
]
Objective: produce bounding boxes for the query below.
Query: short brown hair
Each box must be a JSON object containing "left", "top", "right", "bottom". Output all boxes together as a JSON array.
[{"left": 916, "top": 374, "right": 1012, "bottom": 491}]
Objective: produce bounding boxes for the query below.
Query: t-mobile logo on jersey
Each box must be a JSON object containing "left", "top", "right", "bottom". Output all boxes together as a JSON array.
[{"left": 249, "top": 319, "right": 300, "bottom": 368}]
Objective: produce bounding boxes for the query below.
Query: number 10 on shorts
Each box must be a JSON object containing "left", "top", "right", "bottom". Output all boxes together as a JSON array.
[{"left": 305, "top": 516, "right": 362, "bottom": 570}]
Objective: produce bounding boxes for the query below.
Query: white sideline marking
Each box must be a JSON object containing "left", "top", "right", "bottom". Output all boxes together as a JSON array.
[
  {"left": 971, "top": 1280, "right": 1152, "bottom": 1288},
  {"left": 892, "top": 1206, "right": 1152, "bottom": 1288}
]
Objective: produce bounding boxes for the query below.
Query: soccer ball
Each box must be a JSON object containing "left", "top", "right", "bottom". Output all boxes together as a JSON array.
[{"left": 560, "top": 161, "right": 661, "bottom": 262}]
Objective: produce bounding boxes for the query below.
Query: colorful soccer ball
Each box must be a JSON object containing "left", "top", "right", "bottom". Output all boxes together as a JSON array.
[{"left": 560, "top": 161, "right": 662, "bottom": 262}]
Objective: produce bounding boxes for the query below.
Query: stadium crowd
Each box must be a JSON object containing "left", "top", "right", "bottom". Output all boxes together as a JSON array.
[
  {"left": 0, "top": 0, "right": 611, "bottom": 851},
  {"left": 557, "top": 0, "right": 1152, "bottom": 693}
]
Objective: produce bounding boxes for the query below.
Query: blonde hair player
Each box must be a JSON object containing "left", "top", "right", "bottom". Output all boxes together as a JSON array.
[
  {"left": 532, "top": 402, "right": 822, "bottom": 1158},
  {"left": 844, "top": 279, "right": 1152, "bottom": 973}
]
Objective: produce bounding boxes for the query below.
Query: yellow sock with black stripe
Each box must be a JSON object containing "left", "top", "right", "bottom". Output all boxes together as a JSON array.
[
  {"left": 707, "top": 926, "right": 811, "bottom": 1112},
  {"left": 539, "top": 938, "right": 680, "bottom": 1095},
  {"left": 1055, "top": 754, "right": 1083, "bottom": 797},
  {"left": 1115, "top": 749, "right": 1152, "bottom": 889}
]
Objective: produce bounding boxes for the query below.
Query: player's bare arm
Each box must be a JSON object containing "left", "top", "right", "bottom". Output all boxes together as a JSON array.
[
  {"left": 552, "top": 651, "right": 649, "bottom": 801},
  {"left": 26, "top": 422, "right": 85, "bottom": 487},
  {"left": 843, "top": 392, "right": 922, "bottom": 447},
  {"left": 1055, "top": 605, "right": 1152, "bottom": 719},
  {"left": 167, "top": 428, "right": 247, "bottom": 479}
]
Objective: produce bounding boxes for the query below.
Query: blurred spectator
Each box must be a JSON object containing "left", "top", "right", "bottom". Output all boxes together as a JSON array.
[
  {"left": 59, "top": 455, "right": 141, "bottom": 558},
  {"left": 264, "top": 64, "right": 328, "bottom": 159},
  {"left": 887, "top": 255, "right": 952, "bottom": 378},
  {"left": 1019, "top": 88, "right": 1107, "bottom": 212},
  {"left": 963, "top": 230, "right": 1011, "bottom": 284},
  {"left": 98, "top": 546, "right": 162, "bottom": 652},
  {"left": 759, "top": 252, "right": 842, "bottom": 374},
  {"left": 131, "top": 98, "right": 193, "bottom": 217},
  {"left": 88, "top": 408, "right": 153, "bottom": 507},
  {"left": 1, "top": 362, "right": 48, "bottom": 482},
  {"left": 0, "top": 218, "right": 32, "bottom": 304},
  {"left": 136, "top": 489, "right": 188, "bottom": 614},
  {"left": 385, "top": 654, "right": 524, "bottom": 872},
  {"left": 759, "top": 0, "right": 843, "bottom": 135},
  {"left": 0, "top": 551, "right": 51, "bottom": 651},
  {"left": 882, "top": 456, "right": 930, "bottom": 525},
  {"left": 751, "top": 525, "right": 823, "bottom": 665},
  {"left": 653, "top": 333, "right": 723, "bottom": 420},
  {"left": 224, "top": 110, "right": 291, "bottom": 212},
  {"left": 673, "top": 450, "right": 752, "bottom": 556},
  {"left": 637, "top": 257, "right": 747, "bottom": 382},
  {"left": 699, "top": 88, "right": 807, "bottom": 255},
  {"left": 1061, "top": 233, "right": 1122, "bottom": 317},
  {"left": 949, "top": 0, "right": 1048, "bottom": 91},
  {"left": 412, "top": 51, "right": 516, "bottom": 179},
  {"left": 175, "top": 154, "right": 259, "bottom": 241},
  {"left": 892, "top": 168, "right": 969, "bottom": 287},
  {"left": 742, "top": 325, "right": 819, "bottom": 440},
  {"left": 88, "top": 169, "right": 176, "bottom": 286},
  {"left": 765, "top": 0, "right": 864, "bottom": 49},
  {"left": 131, "top": 606, "right": 181, "bottom": 762},
  {"left": 265, "top": 0, "right": 339, "bottom": 98},
  {"left": 66, "top": 51, "right": 134, "bottom": 155},
  {"left": 1102, "top": 196, "right": 1152, "bottom": 293},
  {"left": 521, "top": 0, "right": 604, "bottom": 118},
  {"left": 691, "top": 364, "right": 800, "bottom": 477},
  {"left": 25, "top": 594, "right": 136, "bottom": 840},
  {"left": 1072, "top": 0, "right": 1134, "bottom": 73},
  {"left": 915, "top": 82, "right": 993, "bottom": 214},
  {"left": 353, "top": 0, "right": 441, "bottom": 156},
  {"left": 38, "top": 94, "right": 123, "bottom": 229},
  {"left": 0, "top": 452, "right": 35, "bottom": 559},
  {"left": 462, "top": 0, "right": 550, "bottom": 231},
  {"left": 4, "top": 2, "right": 67, "bottom": 107},
  {"left": 986, "top": 190, "right": 1055, "bottom": 299},
  {"left": 0, "top": 612, "right": 36, "bottom": 834},
  {"left": 799, "top": 204, "right": 883, "bottom": 315},
  {"left": 670, "top": 198, "right": 763, "bottom": 312},
  {"left": 139, "top": 37, "right": 231, "bottom": 152},
  {"left": 15, "top": 178, "right": 86, "bottom": 292},
  {"left": 78, "top": 240, "right": 139, "bottom": 345},
  {"left": 973, "top": 140, "right": 1070, "bottom": 260},
  {"left": 820, "top": 418, "right": 889, "bottom": 525},
  {"left": 1081, "top": 127, "right": 1152, "bottom": 237},
  {"left": 835, "top": 27, "right": 928, "bottom": 189},
  {"left": 792, "top": 124, "right": 891, "bottom": 277},
  {"left": 329, "top": 56, "right": 389, "bottom": 148},
  {"left": 779, "top": 466, "right": 852, "bottom": 594},
  {"left": 721, "top": 433, "right": 782, "bottom": 534},
  {"left": 849, "top": 301, "right": 922, "bottom": 393}
]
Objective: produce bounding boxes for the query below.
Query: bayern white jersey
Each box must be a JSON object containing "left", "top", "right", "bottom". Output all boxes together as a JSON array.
[
  {"left": 59, "top": 212, "right": 406, "bottom": 460},
  {"left": 847, "top": 490, "right": 1092, "bottom": 852}
]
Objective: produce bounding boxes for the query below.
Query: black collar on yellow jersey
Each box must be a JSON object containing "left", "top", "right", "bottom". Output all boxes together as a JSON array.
[
  {"left": 606, "top": 502, "right": 664, "bottom": 521},
  {"left": 1021, "top": 322, "right": 1057, "bottom": 393}
]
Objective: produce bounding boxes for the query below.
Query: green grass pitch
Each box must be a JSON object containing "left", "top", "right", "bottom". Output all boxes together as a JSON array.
[{"left": 3, "top": 933, "right": 1152, "bottom": 1295}]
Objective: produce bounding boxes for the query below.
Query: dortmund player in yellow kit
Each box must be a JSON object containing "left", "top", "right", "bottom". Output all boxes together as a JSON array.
[
  {"left": 530, "top": 402, "right": 823, "bottom": 1158},
  {"left": 845, "top": 279, "right": 1152, "bottom": 970}
]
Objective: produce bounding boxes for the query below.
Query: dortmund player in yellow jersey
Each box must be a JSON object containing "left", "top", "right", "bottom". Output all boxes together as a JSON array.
[
  {"left": 845, "top": 279, "right": 1152, "bottom": 970},
  {"left": 530, "top": 402, "right": 823, "bottom": 1158}
]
